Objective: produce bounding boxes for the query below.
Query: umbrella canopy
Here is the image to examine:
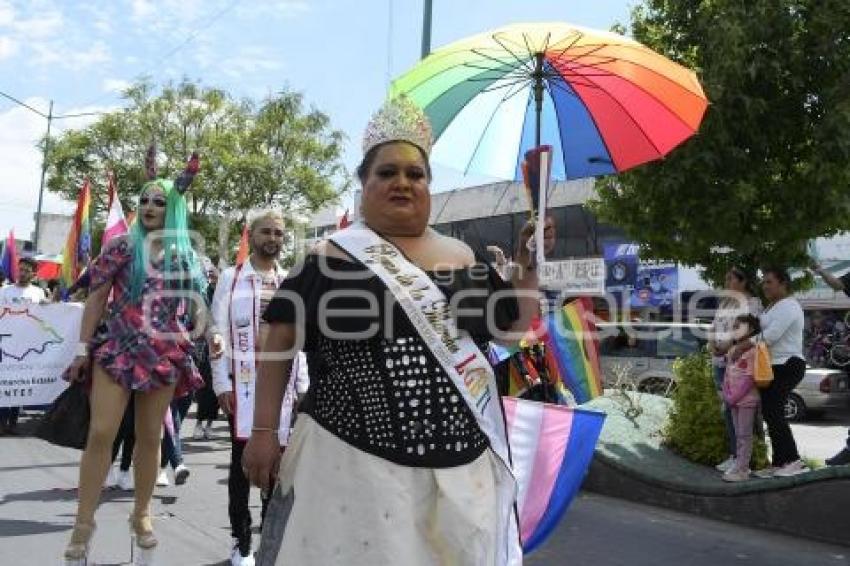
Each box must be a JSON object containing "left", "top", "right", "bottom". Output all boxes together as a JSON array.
[{"left": 391, "top": 22, "right": 708, "bottom": 180}]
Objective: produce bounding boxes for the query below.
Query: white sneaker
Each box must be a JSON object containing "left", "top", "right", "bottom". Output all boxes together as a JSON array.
[
  {"left": 174, "top": 464, "right": 190, "bottom": 485},
  {"left": 193, "top": 422, "right": 204, "bottom": 440},
  {"left": 754, "top": 466, "right": 778, "bottom": 479},
  {"left": 715, "top": 456, "right": 736, "bottom": 473},
  {"left": 104, "top": 466, "right": 118, "bottom": 488},
  {"left": 116, "top": 469, "right": 134, "bottom": 491},
  {"left": 203, "top": 423, "right": 212, "bottom": 440},
  {"left": 230, "top": 543, "right": 255, "bottom": 566},
  {"left": 773, "top": 459, "right": 811, "bottom": 477},
  {"left": 156, "top": 469, "right": 170, "bottom": 487},
  {"left": 722, "top": 469, "right": 751, "bottom": 482}
]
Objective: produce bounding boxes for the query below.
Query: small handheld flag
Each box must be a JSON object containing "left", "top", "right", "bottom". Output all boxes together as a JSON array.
[
  {"left": 521, "top": 146, "right": 553, "bottom": 266},
  {"left": 235, "top": 224, "right": 249, "bottom": 266},
  {"left": 338, "top": 209, "right": 352, "bottom": 230},
  {"left": 102, "top": 172, "right": 129, "bottom": 246},
  {"left": 60, "top": 179, "right": 92, "bottom": 297},
  {"left": 0, "top": 229, "right": 19, "bottom": 283}
]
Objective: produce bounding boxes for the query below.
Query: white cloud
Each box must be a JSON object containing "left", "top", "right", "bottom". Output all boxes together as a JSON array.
[
  {"left": 0, "top": 100, "right": 73, "bottom": 242},
  {"left": 102, "top": 78, "right": 131, "bottom": 94},
  {"left": 0, "top": 100, "right": 113, "bottom": 245},
  {"left": 0, "top": 0, "right": 14, "bottom": 27},
  {"left": 237, "top": 0, "right": 310, "bottom": 19},
  {"left": 219, "top": 46, "right": 283, "bottom": 78},
  {"left": 130, "top": 0, "right": 155, "bottom": 21},
  {"left": 12, "top": 10, "right": 62, "bottom": 39},
  {"left": 0, "top": 35, "right": 16, "bottom": 59},
  {"left": 30, "top": 39, "right": 110, "bottom": 69}
]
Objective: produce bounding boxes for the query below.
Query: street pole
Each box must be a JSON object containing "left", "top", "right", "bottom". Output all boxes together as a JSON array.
[
  {"left": 421, "top": 0, "right": 433, "bottom": 59},
  {"left": 33, "top": 99, "right": 53, "bottom": 253}
]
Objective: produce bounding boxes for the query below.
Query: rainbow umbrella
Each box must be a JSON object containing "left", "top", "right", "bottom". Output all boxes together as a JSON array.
[{"left": 391, "top": 22, "right": 708, "bottom": 180}]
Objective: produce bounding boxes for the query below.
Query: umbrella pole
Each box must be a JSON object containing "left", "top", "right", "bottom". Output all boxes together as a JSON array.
[{"left": 533, "top": 52, "right": 545, "bottom": 148}]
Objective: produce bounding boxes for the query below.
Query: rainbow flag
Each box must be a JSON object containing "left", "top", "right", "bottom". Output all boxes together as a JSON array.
[
  {"left": 542, "top": 298, "right": 603, "bottom": 404},
  {"left": 504, "top": 396, "right": 605, "bottom": 553},
  {"left": 1, "top": 229, "right": 19, "bottom": 283},
  {"left": 60, "top": 179, "right": 92, "bottom": 295}
]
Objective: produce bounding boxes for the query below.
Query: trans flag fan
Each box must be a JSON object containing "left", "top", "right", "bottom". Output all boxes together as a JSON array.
[{"left": 504, "top": 396, "right": 605, "bottom": 553}]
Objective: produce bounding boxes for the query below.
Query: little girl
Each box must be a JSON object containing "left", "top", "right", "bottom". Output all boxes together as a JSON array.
[{"left": 721, "top": 314, "right": 762, "bottom": 482}]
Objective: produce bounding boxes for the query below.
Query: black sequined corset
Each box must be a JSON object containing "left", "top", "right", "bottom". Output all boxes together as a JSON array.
[{"left": 263, "top": 254, "right": 519, "bottom": 468}]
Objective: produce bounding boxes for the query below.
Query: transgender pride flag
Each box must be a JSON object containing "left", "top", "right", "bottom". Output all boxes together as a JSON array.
[
  {"left": 101, "top": 172, "right": 128, "bottom": 246},
  {"left": 504, "top": 396, "right": 605, "bottom": 554}
]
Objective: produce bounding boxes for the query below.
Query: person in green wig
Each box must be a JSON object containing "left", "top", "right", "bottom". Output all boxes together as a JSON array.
[{"left": 62, "top": 147, "right": 222, "bottom": 566}]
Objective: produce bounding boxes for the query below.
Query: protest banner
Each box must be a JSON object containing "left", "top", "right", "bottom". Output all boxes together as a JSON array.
[{"left": 0, "top": 303, "right": 82, "bottom": 407}]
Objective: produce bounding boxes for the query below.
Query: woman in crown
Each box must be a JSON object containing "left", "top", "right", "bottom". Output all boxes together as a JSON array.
[
  {"left": 62, "top": 151, "right": 218, "bottom": 565},
  {"left": 243, "top": 97, "right": 540, "bottom": 566}
]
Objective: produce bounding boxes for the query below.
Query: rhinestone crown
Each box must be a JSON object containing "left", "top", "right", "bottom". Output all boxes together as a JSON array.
[{"left": 362, "top": 95, "right": 433, "bottom": 156}]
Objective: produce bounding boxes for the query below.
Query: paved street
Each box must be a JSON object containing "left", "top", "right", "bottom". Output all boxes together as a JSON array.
[{"left": 1, "top": 412, "right": 848, "bottom": 565}]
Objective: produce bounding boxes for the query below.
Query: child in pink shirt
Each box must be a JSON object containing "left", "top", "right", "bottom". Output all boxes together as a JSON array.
[{"left": 721, "top": 314, "right": 762, "bottom": 482}]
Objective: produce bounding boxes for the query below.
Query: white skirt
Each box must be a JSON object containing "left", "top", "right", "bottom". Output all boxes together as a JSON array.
[{"left": 268, "top": 415, "right": 501, "bottom": 566}]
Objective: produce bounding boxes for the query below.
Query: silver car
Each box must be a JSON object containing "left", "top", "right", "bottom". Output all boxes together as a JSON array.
[
  {"left": 785, "top": 367, "right": 850, "bottom": 422},
  {"left": 598, "top": 322, "right": 710, "bottom": 395}
]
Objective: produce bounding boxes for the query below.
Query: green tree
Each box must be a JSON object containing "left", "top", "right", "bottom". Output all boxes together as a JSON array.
[
  {"left": 592, "top": 1, "right": 850, "bottom": 284},
  {"left": 44, "top": 79, "right": 348, "bottom": 258}
]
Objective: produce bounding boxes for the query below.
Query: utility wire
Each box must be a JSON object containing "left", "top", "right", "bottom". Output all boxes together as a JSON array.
[
  {"left": 0, "top": 90, "right": 105, "bottom": 120},
  {"left": 0, "top": 91, "right": 47, "bottom": 117},
  {"left": 66, "top": 0, "right": 243, "bottom": 112}
]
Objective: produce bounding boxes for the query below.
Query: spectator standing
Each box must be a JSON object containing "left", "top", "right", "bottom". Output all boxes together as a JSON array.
[
  {"left": 810, "top": 262, "right": 850, "bottom": 466},
  {"left": 721, "top": 315, "right": 762, "bottom": 482},
  {"left": 708, "top": 267, "right": 762, "bottom": 473},
  {"left": 754, "top": 267, "right": 808, "bottom": 478}
]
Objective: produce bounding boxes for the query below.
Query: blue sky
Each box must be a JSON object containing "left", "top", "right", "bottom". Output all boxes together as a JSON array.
[{"left": 0, "top": 0, "right": 633, "bottom": 242}]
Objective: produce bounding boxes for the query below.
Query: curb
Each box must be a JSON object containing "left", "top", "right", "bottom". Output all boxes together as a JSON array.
[{"left": 583, "top": 452, "right": 850, "bottom": 547}]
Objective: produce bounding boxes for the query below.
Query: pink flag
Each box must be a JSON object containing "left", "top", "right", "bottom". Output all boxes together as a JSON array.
[
  {"left": 338, "top": 209, "right": 352, "bottom": 230},
  {"left": 102, "top": 172, "right": 128, "bottom": 246}
]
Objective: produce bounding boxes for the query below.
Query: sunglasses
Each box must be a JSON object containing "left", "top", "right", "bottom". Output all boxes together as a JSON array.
[{"left": 140, "top": 196, "right": 167, "bottom": 207}]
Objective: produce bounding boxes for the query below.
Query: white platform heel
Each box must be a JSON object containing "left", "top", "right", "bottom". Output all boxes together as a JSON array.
[
  {"left": 129, "top": 514, "right": 157, "bottom": 565},
  {"left": 63, "top": 521, "right": 95, "bottom": 565}
]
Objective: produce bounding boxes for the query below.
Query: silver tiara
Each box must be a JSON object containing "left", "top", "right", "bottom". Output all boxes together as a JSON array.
[{"left": 362, "top": 95, "right": 433, "bottom": 156}]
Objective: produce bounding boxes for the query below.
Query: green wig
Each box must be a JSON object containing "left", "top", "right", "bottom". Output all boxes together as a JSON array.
[{"left": 128, "top": 155, "right": 207, "bottom": 303}]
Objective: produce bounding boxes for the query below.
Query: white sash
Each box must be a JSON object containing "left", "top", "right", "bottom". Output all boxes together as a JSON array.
[
  {"left": 331, "top": 224, "right": 522, "bottom": 566},
  {"left": 228, "top": 263, "right": 297, "bottom": 444}
]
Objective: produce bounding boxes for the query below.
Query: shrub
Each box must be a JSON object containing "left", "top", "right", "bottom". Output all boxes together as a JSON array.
[{"left": 664, "top": 349, "right": 768, "bottom": 468}]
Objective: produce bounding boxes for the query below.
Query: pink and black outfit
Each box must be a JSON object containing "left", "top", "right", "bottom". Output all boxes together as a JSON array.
[
  {"left": 62, "top": 236, "right": 204, "bottom": 398},
  {"left": 723, "top": 346, "right": 760, "bottom": 473}
]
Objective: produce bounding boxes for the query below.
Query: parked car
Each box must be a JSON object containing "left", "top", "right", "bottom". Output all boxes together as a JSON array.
[
  {"left": 597, "top": 322, "right": 850, "bottom": 422},
  {"left": 597, "top": 322, "right": 710, "bottom": 395},
  {"left": 785, "top": 367, "right": 850, "bottom": 422}
]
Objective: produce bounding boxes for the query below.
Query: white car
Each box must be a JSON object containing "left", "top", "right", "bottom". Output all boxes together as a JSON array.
[{"left": 597, "top": 322, "right": 710, "bottom": 395}]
